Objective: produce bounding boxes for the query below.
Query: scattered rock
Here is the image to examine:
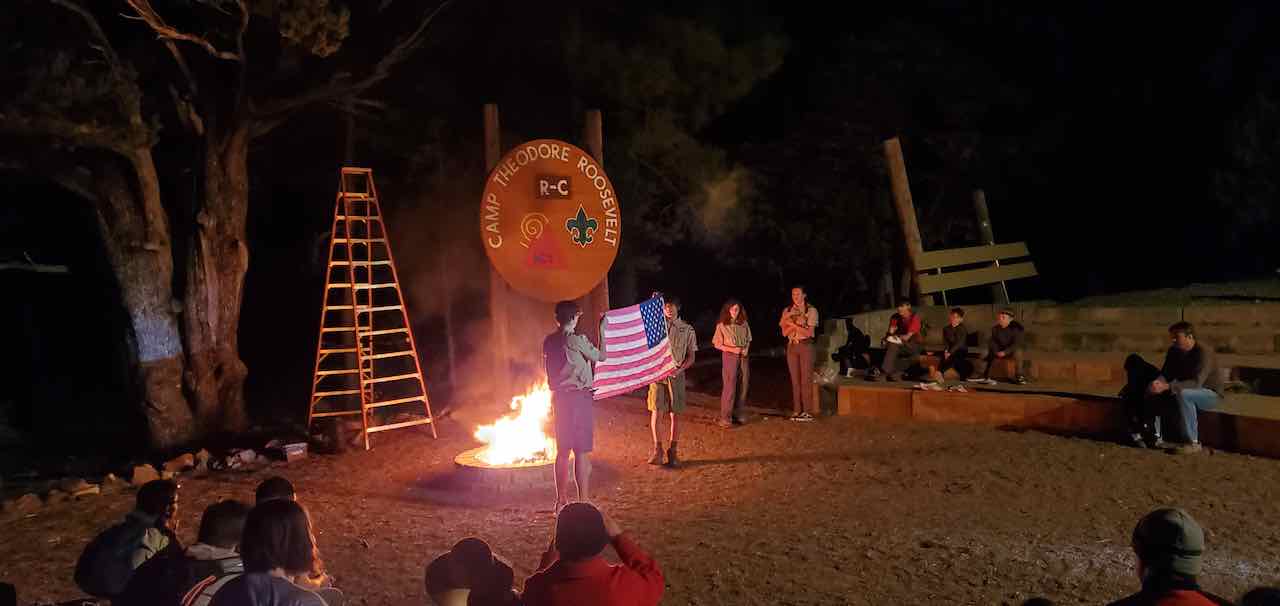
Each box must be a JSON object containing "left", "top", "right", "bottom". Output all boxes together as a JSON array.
[
  {"left": 160, "top": 471, "right": 177, "bottom": 481},
  {"left": 8, "top": 493, "right": 42, "bottom": 515},
  {"left": 101, "top": 473, "right": 128, "bottom": 494},
  {"left": 164, "top": 454, "right": 195, "bottom": 473},
  {"left": 131, "top": 464, "right": 160, "bottom": 486},
  {"left": 45, "top": 489, "right": 69, "bottom": 505},
  {"left": 194, "top": 449, "right": 212, "bottom": 466},
  {"left": 59, "top": 478, "right": 100, "bottom": 497}
]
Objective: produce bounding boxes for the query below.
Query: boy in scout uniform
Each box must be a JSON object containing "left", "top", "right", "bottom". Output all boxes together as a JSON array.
[{"left": 647, "top": 295, "right": 697, "bottom": 468}]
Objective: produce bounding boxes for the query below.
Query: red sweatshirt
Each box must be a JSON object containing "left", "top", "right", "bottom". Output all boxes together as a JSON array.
[{"left": 522, "top": 533, "right": 664, "bottom": 606}]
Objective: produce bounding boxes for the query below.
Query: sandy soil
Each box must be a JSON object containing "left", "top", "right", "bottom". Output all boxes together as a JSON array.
[{"left": 4, "top": 377, "right": 1280, "bottom": 606}]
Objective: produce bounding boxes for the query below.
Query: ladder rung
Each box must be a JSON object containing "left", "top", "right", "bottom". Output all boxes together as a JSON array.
[
  {"left": 340, "top": 192, "right": 372, "bottom": 199},
  {"left": 353, "top": 283, "right": 397, "bottom": 290},
  {"left": 327, "top": 284, "right": 353, "bottom": 290},
  {"left": 330, "top": 260, "right": 393, "bottom": 267},
  {"left": 313, "top": 389, "right": 362, "bottom": 397},
  {"left": 367, "top": 417, "right": 433, "bottom": 433},
  {"left": 333, "top": 238, "right": 387, "bottom": 244},
  {"left": 318, "top": 348, "right": 358, "bottom": 354},
  {"left": 321, "top": 326, "right": 357, "bottom": 333},
  {"left": 357, "top": 305, "right": 403, "bottom": 313},
  {"left": 310, "top": 410, "right": 362, "bottom": 418},
  {"left": 365, "top": 372, "right": 421, "bottom": 385},
  {"left": 364, "top": 350, "right": 415, "bottom": 360},
  {"left": 367, "top": 395, "right": 426, "bottom": 408},
  {"left": 314, "top": 369, "right": 359, "bottom": 377},
  {"left": 335, "top": 215, "right": 382, "bottom": 221},
  {"left": 324, "top": 305, "right": 354, "bottom": 311},
  {"left": 359, "top": 328, "right": 409, "bottom": 337}
]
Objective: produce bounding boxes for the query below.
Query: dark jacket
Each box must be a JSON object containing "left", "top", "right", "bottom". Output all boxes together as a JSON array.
[
  {"left": 116, "top": 543, "right": 244, "bottom": 606},
  {"left": 942, "top": 323, "right": 969, "bottom": 356},
  {"left": 1106, "top": 575, "right": 1232, "bottom": 606},
  {"left": 988, "top": 321, "right": 1024, "bottom": 353},
  {"left": 1160, "top": 343, "right": 1223, "bottom": 395}
]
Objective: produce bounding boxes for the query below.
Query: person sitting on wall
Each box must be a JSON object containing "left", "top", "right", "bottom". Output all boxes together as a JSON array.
[
  {"left": 969, "top": 309, "right": 1028, "bottom": 385},
  {"left": 832, "top": 318, "right": 872, "bottom": 377},
  {"left": 1147, "top": 322, "right": 1223, "bottom": 455},
  {"left": 929, "top": 307, "right": 972, "bottom": 383},
  {"left": 868, "top": 300, "right": 923, "bottom": 382}
]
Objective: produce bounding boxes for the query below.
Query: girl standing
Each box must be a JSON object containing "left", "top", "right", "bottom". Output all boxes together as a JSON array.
[{"left": 712, "top": 299, "right": 752, "bottom": 427}]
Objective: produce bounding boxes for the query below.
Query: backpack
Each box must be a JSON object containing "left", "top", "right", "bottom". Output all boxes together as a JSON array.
[{"left": 74, "top": 518, "right": 150, "bottom": 597}]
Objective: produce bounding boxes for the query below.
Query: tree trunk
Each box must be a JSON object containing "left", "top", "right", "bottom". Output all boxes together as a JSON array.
[
  {"left": 94, "top": 154, "right": 194, "bottom": 448},
  {"left": 183, "top": 127, "right": 250, "bottom": 435}
]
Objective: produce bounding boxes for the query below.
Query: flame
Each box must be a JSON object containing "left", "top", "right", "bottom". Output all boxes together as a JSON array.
[{"left": 473, "top": 380, "right": 556, "bottom": 465}]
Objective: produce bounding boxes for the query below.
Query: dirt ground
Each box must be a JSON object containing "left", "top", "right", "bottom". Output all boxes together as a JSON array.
[{"left": 3, "top": 365, "right": 1280, "bottom": 605}]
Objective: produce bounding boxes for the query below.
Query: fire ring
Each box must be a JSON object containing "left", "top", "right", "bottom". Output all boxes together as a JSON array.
[{"left": 454, "top": 446, "right": 555, "bottom": 493}]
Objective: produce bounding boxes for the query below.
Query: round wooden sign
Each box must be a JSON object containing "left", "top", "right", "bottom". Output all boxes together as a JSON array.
[{"left": 480, "top": 139, "right": 621, "bottom": 302}]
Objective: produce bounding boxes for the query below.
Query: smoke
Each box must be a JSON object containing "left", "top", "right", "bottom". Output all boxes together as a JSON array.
[{"left": 697, "top": 165, "right": 753, "bottom": 244}]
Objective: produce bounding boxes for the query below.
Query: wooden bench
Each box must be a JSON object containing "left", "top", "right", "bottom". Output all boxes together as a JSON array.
[{"left": 916, "top": 242, "right": 1037, "bottom": 303}]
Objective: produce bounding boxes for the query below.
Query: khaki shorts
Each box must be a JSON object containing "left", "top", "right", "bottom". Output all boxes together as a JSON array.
[{"left": 646, "top": 372, "right": 686, "bottom": 413}]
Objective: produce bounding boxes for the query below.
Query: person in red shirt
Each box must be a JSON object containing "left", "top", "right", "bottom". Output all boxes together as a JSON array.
[
  {"left": 1106, "top": 508, "right": 1232, "bottom": 606},
  {"left": 868, "top": 300, "right": 923, "bottom": 382},
  {"left": 522, "top": 503, "right": 663, "bottom": 606}
]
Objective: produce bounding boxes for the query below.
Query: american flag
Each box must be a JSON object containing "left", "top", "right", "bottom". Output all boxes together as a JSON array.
[{"left": 592, "top": 294, "right": 677, "bottom": 400}]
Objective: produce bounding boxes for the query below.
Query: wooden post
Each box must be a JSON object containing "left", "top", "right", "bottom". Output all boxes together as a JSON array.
[
  {"left": 579, "top": 109, "right": 610, "bottom": 343},
  {"left": 972, "top": 189, "right": 1010, "bottom": 304},
  {"left": 483, "top": 103, "right": 511, "bottom": 396},
  {"left": 882, "top": 137, "right": 925, "bottom": 305}
]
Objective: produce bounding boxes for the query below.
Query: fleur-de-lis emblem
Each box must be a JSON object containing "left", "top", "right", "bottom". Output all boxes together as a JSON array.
[{"left": 565, "top": 205, "right": 599, "bottom": 247}]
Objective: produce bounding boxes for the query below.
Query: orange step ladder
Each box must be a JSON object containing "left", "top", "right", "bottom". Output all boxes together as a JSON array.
[{"left": 307, "top": 167, "right": 436, "bottom": 449}]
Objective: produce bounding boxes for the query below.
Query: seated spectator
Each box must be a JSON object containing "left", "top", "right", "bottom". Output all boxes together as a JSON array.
[
  {"left": 970, "top": 309, "right": 1027, "bottom": 385},
  {"left": 209, "top": 499, "right": 339, "bottom": 606},
  {"left": 1241, "top": 587, "right": 1280, "bottom": 606},
  {"left": 832, "top": 319, "right": 872, "bottom": 376},
  {"left": 1106, "top": 508, "right": 1231, "bottom": 606},
  {"left": 423, "top": 538, "right": 518, "bottom": 606},
  {"left": 255, "top": 476, "right": 334, "bottom": 593},
  {"left": 117, "top": 499, "right": 250, "bottom": 606},
  {"left": 75, "top": 479, "right": 182, "bottom": 599},
  {"left": 522, "top": 503, "right": 663, "bottom": 606},
  {"left": 868, "top": 300, "right": 922, "bottom": 382},
  {"left": 256, "top": 476, "right": 297, "bottom": 504},
  {"left": 1147, "top": 322, "right": 1223, "bottom": 455},
  {"left": 930, "top": 307, "right": 972, "bottom": 382},
  {"left": 1119, "top": 353, "right": 1165, "bottom": 448}
]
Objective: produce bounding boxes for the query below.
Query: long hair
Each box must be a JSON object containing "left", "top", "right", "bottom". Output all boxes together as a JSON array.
[
  {"left": 718, "top": 299, "right": 748, "bottom": 326},
  {"left": 240, "top": 499, "right": 317, "bottom": 576}
]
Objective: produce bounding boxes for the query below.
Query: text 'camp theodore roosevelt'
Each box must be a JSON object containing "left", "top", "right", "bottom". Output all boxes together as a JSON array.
[{"left": 482, "top": 141, "right": 620, "bottom": 250}]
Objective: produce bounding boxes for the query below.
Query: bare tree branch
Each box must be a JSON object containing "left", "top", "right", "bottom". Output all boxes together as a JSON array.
[
  {"left": 0, "top": 261, "right": 72, "bottom": 274},
  {"left": 252, "top": 0, "right": 454, "bottom": 127},
  {"left": 0, "top": 112, "right": 144, "bottom": 155},
  {"left": 124, "top": 0, "right": 243, "bottom": 62},
  {"left": 48, "top": 0, "right": 122, "bottom": 71}
]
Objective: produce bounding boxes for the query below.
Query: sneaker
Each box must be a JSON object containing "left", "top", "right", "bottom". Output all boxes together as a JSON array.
[
  {"left": 967, "top": 378, "right": 997, "bottom": 386},
  {"left": 1127, "top": 433, "right": 1146, "bottom": 448},
  {"left": 1165, "top": 442, "right": 1203, "bottom": 455},
  {"left": 716, "top": 419, "right": 734, "bottom": 429},
  {"left": 1015, "top": 375, "right": 1030, "bottom": 385},
  {"left": 915, "top": 382, "right": 944, "bottom": 391},
  {"left": 946, "top": 385, "right": 968, "bottom": 393},
  {"left": 790, "top": 412, "right": 816, "bottom": 422},
  {"left": 886, "top": 373, "right": 903, "bottom": 382}
]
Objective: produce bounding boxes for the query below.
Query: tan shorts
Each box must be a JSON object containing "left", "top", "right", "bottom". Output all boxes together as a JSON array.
[{"left": 646, "top": 372, "right": 686, "bottom": 413}]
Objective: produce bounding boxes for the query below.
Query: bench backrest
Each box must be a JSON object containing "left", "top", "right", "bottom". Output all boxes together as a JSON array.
[{"left": 916, "top": 242, "right": 1037, "bottom": 294}]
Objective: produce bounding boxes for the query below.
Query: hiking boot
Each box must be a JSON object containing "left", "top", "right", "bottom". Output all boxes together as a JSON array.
[
  {"left": 647, "top": 444, "right": 664, "bottom": 465},
  {"left": 1166, "top": 442, "right": 1203, "bottom": 455},
  {"left": 665, "top": 442, "right": 680, "bottom": 468}
]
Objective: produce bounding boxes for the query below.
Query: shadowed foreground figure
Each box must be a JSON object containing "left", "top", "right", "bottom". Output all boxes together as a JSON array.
[
  {"left": 522, "top": 503, "right": 663, "bottom": 606},
  {"left": 424, "top": 537, "right": 518, "bottom": 606},
  {"left": 1107, "top": 508, "right": 1231, "bottom": 606}
]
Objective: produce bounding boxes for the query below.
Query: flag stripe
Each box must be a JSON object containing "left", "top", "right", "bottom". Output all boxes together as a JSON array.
[
  {"left": 594, "top": 362, "right": 677, "bottom": 400},
  {"left": 605, "top": 334, "right": 647, "bottom": 348},
  {"left": 593, "top": 344, "right": 671, "bottom": 382},
  {"left": 603, "top": 321, "right": 645, "bottom": 338}
]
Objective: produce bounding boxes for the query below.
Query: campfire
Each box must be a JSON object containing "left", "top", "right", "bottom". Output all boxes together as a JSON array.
[{"left": 472, "top": 381, "right": 556, "bottom": 466}]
